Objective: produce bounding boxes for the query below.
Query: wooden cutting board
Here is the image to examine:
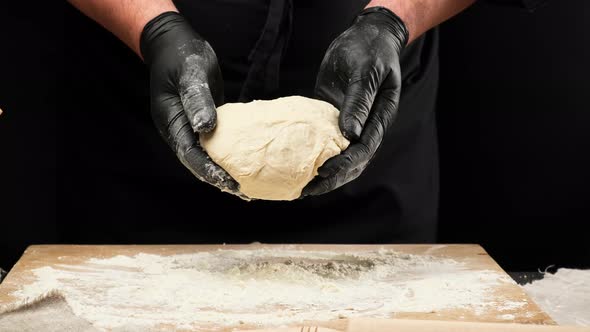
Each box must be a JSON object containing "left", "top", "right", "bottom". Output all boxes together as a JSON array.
[{"left": 0, "top": 244, "right": 554, "bottom": 330}]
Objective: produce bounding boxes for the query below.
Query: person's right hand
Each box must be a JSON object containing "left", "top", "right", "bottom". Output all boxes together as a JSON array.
[{"left": 140, "top": 12, "right": 241, "bottom": 196}]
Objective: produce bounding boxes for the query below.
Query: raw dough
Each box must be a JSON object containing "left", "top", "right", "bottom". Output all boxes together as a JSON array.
[{"left": 200, "top": 96, "right": 349, "bottom": 200}]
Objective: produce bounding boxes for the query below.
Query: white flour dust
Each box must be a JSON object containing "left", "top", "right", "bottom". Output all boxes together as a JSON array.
[{"left": 10, "top": 248, "right": 515, "bottom": 331}]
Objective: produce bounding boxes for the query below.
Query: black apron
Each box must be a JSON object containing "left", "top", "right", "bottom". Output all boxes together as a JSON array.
[{"left": 59, "top": 0, "right": 439, "bottom": 244}]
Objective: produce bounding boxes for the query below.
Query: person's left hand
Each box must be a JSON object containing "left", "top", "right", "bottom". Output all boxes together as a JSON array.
[{"left": 303, "top": 6, "right": 409, "bottom": 197}]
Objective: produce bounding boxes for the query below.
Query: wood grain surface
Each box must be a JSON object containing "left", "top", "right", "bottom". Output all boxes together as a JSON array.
[{"left": 0, "top": 244, "right": 554, "bottom": 331}]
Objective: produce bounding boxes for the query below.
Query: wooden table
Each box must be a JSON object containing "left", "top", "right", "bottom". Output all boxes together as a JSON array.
[{"left": 0, "top": 244, "right": 554, "bottom": 331}]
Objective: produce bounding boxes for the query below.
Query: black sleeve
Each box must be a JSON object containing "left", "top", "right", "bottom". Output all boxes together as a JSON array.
[{"left": 485, "top": 0, "right": 548, "bottom": 11}]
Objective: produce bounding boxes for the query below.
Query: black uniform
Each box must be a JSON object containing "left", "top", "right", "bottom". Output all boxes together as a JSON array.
[{"left": 58, "top": 0, "right": 545, "bottom": 244}]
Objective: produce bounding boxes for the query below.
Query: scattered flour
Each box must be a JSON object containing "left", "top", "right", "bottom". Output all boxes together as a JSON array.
[
  {"left": 8, "top": 248, "right": 516, "bottom": 331},
  {"left": 497, "top": 314, "right": 516, "bottom": 320}
]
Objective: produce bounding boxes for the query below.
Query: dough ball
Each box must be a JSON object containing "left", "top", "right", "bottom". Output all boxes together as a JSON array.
[{"left": 200, "top": 96, "right": 349, "bottom": 201}]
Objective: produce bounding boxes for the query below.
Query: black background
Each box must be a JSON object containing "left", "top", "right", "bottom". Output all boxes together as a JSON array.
[
  {"left": 436, "top": 1, "right": 590, "bottom": 270},
  {"left": 1, "top": 1, "right": 589, "bottom": 272}
]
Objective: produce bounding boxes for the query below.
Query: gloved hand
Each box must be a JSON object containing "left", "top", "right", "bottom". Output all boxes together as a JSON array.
[
  {"left": 303, "top": 6, "right": 409, "bottom": 197},
  {"left": 140, "top": 12, "right": 241, "bottom": 196}
]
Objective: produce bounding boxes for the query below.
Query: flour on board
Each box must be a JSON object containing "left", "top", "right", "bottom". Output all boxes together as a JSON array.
[{"left": 9, "top": 248, "right": 521, "bottom": 331}]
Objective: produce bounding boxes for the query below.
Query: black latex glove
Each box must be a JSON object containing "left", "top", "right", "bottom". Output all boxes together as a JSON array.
[
  {"left": 140, "top": 12, "right": 241, "bottom": 196},
  {"left": 303, "top": 7, "right": 409, "bottom": 197}
]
